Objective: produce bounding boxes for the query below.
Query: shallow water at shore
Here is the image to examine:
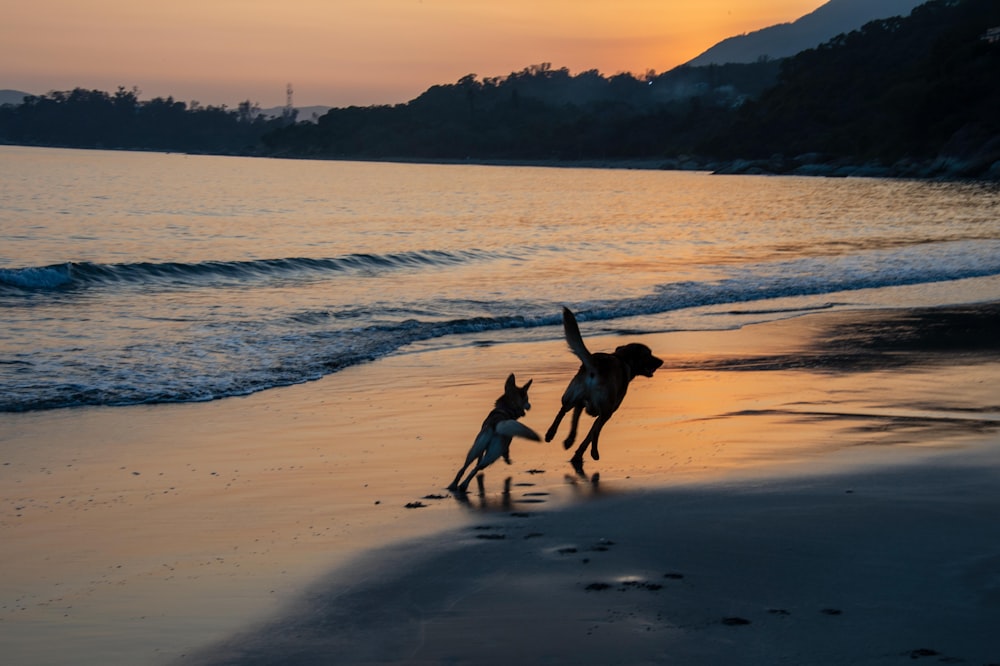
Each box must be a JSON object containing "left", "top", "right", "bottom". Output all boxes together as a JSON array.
[{"left": 3, "top": 146, "right": 1000, "bottom": 412}]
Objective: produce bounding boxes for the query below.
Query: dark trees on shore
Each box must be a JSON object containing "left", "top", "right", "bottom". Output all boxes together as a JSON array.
[{"left": 0, "top": 86, "right": 285, "bottom": 154}]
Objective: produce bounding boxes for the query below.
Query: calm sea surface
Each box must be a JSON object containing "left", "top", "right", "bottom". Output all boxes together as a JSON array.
[{"left": 2, "top": 145, "right": 999, "bottom": 412}]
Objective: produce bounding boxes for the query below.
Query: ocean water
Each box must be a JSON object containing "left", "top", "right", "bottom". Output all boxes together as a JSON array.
[{"left": 2, "top": 145, "right": 999, "bottom": 412}]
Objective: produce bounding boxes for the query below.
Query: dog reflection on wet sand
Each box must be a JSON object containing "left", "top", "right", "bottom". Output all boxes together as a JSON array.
[
  {"left": 452, "top": 476, "right": 514, "bottom": 510},
  {"left": 448, "top": 374, "right": 540, "bottom": 493},
  {"left": 451, "top": 472, "right": 604, "bottom": 511}
]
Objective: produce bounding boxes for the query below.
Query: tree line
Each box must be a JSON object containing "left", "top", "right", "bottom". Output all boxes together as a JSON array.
[
  {"left": 2, "top": 0, "right": 997, "bottom": 178},
  {"left": 0, "top": 86, "right": 294, "bottom": 154},
  {"left": 259, "top": 61, "right": 779, "bottom": 161}
]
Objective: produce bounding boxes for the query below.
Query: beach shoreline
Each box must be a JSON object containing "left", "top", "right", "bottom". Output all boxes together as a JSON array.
[
  {"left": 260, "top": 152, "right": 1000, "bottom": 181},
  {"left": 3, "top": 302, "right": 999, "bottom": 665}
]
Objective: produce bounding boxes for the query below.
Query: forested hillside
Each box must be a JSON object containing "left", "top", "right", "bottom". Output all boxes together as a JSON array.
[
  {"left": 1, "top": 0, "right": 997, "bottom": 179},
  {"left": 262, "top": 0, "right": 1000, "bottom": 178},
  {"left": 715, "top": 0, "right": 1000, "bottom": 177},
  {"left": 259, "top": 61, "right": 778, "bottom": 162}
]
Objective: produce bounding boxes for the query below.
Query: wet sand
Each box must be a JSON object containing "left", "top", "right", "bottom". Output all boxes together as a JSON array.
[{"left": 2, "top": 304, "right": 999, "bottom": 665}]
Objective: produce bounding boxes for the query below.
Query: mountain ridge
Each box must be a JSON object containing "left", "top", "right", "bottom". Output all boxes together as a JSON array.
[
  {"left": 686, "top": 0, "right": 926, "bottom": 66},
  {"left": 0, "top": 89, "right": 31, "bottom": 106}
]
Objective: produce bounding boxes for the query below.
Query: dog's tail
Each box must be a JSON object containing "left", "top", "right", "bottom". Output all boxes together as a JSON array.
[
  {"left": 562, "top": 307, "right": 595, "bottom": 370},
  {"left": 496, "top": 420, "right": 541, "bottom": 441}
]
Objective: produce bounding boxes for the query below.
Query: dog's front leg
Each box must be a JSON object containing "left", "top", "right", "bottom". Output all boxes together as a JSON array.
[{"left": 545, "top": 405, "right": 570, "bottom": 443}]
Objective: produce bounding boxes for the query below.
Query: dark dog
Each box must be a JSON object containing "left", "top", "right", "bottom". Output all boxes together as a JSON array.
[
  {"left": 545, "top": 307, "right": 662, "bottom": 464},
  {"left": 448, "top": 374, "right": 540, "bottom": 493}
]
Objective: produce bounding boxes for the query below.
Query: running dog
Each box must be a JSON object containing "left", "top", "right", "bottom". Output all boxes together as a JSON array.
[
  {"left": 448, "top": 374, "right": 540, "bottom": 493},
  {"left": 545, "top": 307, "right": 663, "bottom": 465}
]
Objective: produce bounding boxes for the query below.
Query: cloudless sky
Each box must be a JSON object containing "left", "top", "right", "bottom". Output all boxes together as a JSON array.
[{"left": 2, "top": 1, "right": 825, "bottom": 109}]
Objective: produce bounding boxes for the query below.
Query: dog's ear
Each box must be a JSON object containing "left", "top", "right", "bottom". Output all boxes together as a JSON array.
[
  {"left": 505, "top": 373, "right": 517, "bottom": 391},
  {"left": 522, "top": 378, "right": 533, "bottom": 391}
]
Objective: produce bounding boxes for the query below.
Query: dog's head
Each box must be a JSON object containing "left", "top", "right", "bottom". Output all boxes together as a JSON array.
[
  {"left": 615, "top": 343, "right": 663, "bottom": 378},
  {"left": 500, "top": 373, "right": 533, "bottom": 416}
]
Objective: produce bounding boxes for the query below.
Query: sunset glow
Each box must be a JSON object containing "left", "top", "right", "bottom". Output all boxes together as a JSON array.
[{"left": 2, "top": 1, "right": 825, "bottom": 108}]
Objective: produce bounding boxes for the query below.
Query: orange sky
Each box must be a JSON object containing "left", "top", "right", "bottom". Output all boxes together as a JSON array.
[{"left": 1, "top": 1, "right": 825, "bottom": 108}]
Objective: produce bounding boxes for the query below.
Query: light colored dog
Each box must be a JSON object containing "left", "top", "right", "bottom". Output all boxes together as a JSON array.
[
  {"left": 448, "top": 374, "right": 540, "bottom": 493},
  {"left": 545, "top": 307, "right": 663, "bottom": 465}
]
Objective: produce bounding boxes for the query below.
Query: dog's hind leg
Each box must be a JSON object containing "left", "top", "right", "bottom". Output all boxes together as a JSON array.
[
  {"left": 563, "top": 405, "right": 584, "bottom": 450},
  {"left": 570, "top": 416, "right": 608, "bottom": 464},
  {"left": 458, "top": 463, "right": 486, "bottom": 493},
  {"left": 448, "top": 448, "right": 482, "bottom": 491},
  {"left": 448, "top": 463, "right": 472, "bottom": 491},
  {"left": 450, "top": 428, "right": 493, "bottom": 491},
  {"left": 588, "top": 420, "right": 605, "bottom": 461},
  {"left": 457, "top": 447, "right": 500, "bottom": 492}
]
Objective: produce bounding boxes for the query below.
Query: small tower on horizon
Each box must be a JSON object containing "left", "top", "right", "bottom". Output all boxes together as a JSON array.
[{"left": 282, "top": 83, "right": 296, "bottom": 123}]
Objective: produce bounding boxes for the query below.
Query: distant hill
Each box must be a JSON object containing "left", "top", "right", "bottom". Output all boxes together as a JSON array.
[
  {"left": 686, "top": 0, "right": 926, "bottom": 66},
  {"left": 0, "top": 89, "right": 31, "bottom": 106}
]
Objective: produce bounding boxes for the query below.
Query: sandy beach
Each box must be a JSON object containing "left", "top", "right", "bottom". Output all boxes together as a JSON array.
[{"left": 3, "top": 303, "right": 999, "bottom": 665}]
